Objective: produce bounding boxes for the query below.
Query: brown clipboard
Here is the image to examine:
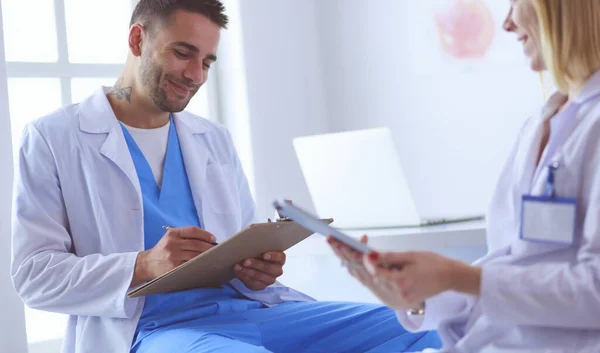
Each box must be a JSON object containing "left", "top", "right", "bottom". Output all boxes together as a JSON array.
[{"left": 127, "top": 218, "right": 333, "bottom": 298}]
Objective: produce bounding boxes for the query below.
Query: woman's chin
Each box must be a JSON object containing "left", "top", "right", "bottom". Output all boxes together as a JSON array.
[{"left": 529, "top": 56, "right": 546, "bottom": 72}]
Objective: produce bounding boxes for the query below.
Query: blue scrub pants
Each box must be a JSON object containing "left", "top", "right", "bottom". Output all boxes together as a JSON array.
[{"left": 133, "top": 301, "right": 441, "bottom": 353}]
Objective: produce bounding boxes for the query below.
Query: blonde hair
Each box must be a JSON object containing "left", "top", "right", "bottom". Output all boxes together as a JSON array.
[{"left": 534, "top": 0, "right": 600, "bottom": 93}]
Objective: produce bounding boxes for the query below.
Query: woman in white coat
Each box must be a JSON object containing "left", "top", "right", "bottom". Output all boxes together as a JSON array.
[{"left": 330, "top": 0, "right": 600, "bottom": 352}]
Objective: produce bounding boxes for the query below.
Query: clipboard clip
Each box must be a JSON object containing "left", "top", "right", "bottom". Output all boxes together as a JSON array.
[{"left": 269, "top": 199, "right": 294, "bottom": 223}]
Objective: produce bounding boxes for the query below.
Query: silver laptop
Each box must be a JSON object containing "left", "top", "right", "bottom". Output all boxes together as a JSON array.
[{"left": 293, "top": 128, "right": 484, "bottom": 230}]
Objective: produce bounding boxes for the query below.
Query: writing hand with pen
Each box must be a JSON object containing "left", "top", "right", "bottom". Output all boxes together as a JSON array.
[{"left": 130, "top": 226, "right": 286, "bottom": 291}]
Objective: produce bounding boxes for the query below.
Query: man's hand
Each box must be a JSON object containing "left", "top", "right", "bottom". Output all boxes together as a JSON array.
[
  {"left": 131, "top": 227, "right": 217, "bottom": 287},
  {"left": 233, "top": 251, "right": 286, "bottom": 291}
]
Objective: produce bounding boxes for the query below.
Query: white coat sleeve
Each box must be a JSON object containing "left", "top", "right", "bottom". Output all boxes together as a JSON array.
[
  {"left": 396, "top": 291, "right": 476, "bottom": 335},
  {"left": 11, "top": 123, "right": 140, "bottom": 319},
  {"left": 395, "top": 248, "right": 514, "bottom": 345},
  {"left": 480, "top": 122, "right": 600, "bottom": 329}
]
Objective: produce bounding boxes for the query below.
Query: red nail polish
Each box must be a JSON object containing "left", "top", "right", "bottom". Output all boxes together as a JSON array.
[{"left": 369, "top": 252, "right": 379, "bottom": 261}]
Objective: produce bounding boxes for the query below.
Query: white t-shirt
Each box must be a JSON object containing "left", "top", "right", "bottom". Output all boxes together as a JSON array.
[{"left": 122, "top": 121, "right": 171, "bottom": 188}]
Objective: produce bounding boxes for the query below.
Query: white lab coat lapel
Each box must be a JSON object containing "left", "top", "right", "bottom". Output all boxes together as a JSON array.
[
  {"left": 492, "top": 119, "right": 542, "bottom": 259},
  {"left": 515, "top": 118, "right": 544, "bottom": 199},
  {"left": 99, "top": 128, "right": 143, "bottom": 200},
  {"left": 517, "top": 93, "right": 567, "bottom": 197},
  {"left": 77, "top": 89, "right": 145, "bottom": 253},
  {"left": 78, "top": 88, "right": 143, "bottom": 209},
  {"left": 172, "top": 112, "right": 214, "bottom": 233}
]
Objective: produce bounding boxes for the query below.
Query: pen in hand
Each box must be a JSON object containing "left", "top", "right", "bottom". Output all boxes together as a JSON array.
[{"left": 162, "top": 225, "right": 219, "bottom": 246}]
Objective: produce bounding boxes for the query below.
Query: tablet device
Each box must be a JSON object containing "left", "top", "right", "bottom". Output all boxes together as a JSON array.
[{"left": 273, "top": 199, "right": 373, "bottom": 254}]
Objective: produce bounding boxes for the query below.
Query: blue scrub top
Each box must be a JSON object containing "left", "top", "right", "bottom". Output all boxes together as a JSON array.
[{"left": 120, "top": 118, "right": 263, "bottom": 344}]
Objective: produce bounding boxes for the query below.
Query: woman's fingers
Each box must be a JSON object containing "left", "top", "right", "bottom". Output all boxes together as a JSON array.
[
  {"left": 328, "top": 236, "right": 363, "bottom": 265},
  {"left": 349, "top": 264, "right": 375, "bottom": 286},
  {"left": 362, "top": 251, "right": 415, "bottom": 274},
  {"left": 328, "top": 238, "right": 352, "bottom": 265}
]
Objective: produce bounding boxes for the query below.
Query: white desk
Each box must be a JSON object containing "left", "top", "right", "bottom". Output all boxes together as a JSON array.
[{"left": 286, "top": 220, "right": 487, "bottom": 256}]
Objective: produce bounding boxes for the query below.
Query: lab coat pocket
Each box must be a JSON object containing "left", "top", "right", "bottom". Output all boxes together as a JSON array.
[{"left": 205, "top": 164, "right": 239, "bottom": 215}]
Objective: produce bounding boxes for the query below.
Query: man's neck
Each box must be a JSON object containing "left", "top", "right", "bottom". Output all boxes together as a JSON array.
[{"left": 107, "top": 76, "right": 170, "bottom": 129}]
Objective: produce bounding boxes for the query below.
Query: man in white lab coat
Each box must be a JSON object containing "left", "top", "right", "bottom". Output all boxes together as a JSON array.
[{"left": 10, "top": 1, "right": 441, "bottom": 352}]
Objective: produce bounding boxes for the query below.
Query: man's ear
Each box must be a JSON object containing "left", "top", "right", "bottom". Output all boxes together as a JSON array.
[{"left": 128, "top": 24, "right": 145, "bottom": 57}]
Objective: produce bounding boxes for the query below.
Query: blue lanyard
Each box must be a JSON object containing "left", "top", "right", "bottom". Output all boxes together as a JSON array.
[{"left": 545, "top": 162, "right": 560, "bottom": 198}]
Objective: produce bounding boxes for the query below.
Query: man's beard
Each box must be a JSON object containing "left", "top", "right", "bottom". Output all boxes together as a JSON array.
[{"left": 139, "top": 53, "right": 199, "bottom": 113}]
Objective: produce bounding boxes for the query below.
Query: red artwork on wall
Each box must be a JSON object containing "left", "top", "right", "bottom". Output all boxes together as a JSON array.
[{"left": 434, "top": 0, "right": 496, "bottom": 60}]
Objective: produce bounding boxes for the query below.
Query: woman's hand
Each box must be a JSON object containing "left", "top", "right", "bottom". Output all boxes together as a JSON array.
[
  {"left": 328, "top": 236, "right": 423, "bottom": 311},
  {"left": 327, "top": 236, "right": 482, "bottom": 311},
  {"left": 363, "top": 251, "right": 482, "bottom": 307}
]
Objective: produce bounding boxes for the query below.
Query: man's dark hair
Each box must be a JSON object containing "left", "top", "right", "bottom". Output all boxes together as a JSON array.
[{"left": 130, "top": 0, "right": 228, "bottom": 32}]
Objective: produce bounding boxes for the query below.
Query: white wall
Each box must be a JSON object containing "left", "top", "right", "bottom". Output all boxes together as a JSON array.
[
  {"left": 316, "top": 0, "right": 543, "bottom": 218},
  {"left": 236, "top": 0, "right": 329, "bottom": 221},
  {"left": 0, "top": 0, "right": 29, "bottom": 350}
]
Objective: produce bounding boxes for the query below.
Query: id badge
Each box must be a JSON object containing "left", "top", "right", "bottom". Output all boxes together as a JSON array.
[
  {"left": 520, "top": 162, "right": 577, "bottom": 245},
  {"left": 520, "top": 195, "right": 577, "bottom": 245}
]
